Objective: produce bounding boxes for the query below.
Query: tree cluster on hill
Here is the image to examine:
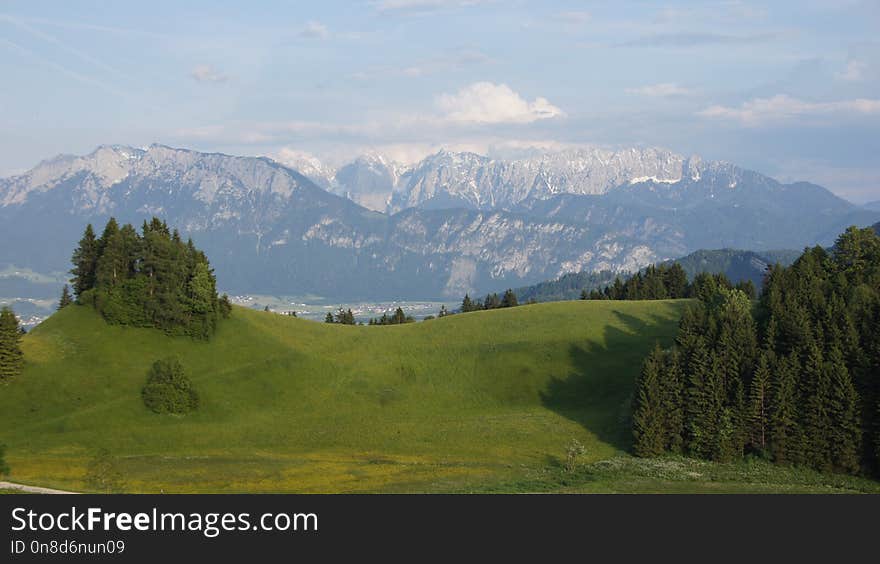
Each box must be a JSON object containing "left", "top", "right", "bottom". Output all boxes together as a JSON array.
[
  {"left": 368, "top": 307, "right": 415, "bottom": 325},
  {"left": 0, "top": 306, "right": 24, "bottom": 381},
  {"left": 585, "top": 264, "right": 757, "bottom": 301},
  {"left": 70, "top": 218, "right": 230, "bottom": 339},
  {"left": 326, "top": 308, "right": 356, "bottom": 324},
  {"left": 460, "top": 289, "right": 519, "bottom": 312},
  {"left": 632, "top": 226, "right": 880, "bottom": 476}
]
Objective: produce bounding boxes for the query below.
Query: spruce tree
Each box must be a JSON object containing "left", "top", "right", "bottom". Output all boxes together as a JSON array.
[
  {"left": 659, "top": 349, "right": 685, "bottom": 453},
  {"left": 769, "top": 355, "right": 800, "bottom": 465},
  {"left": 461, "top": 294, "right": 474, "bottom": 313},
  {"left": 0, "top": 307, "right": 24, "bottom": 381},
  {"left": 96, "top": 218, "right": 126, "bottom": 289},
  {"left": 748, "top": 352, "right": 772, "bottom": 453},
  {"left": 392, "top": 307, "right": 406, "bottom": 324},
  {"left": 483, "top": 293, "right": 500, "bottom": 309},
  {"left": 70, "top": 223, "right": 98, "bottom": 299},
  {"left": 632, "top": 345, "right": 667, "bottom": 457},
  {"left": 58, "top": 285, "right": 73, "bottom": 310},
  {"left": 501, "top": 289, "right": 518, "bottom": 308},
  {"left": 665, "top": 263, "right": 689, "bottom": 299},
  {"left": 611, "top": 277, "right": 624, "bottom": 300},
  {"left": 826, "top": 348, "right": 861, "bottom": 474},
  {"left": 684, "top": 338, "right": 715, "bottom": 458},
  {"left": 802, "top": 343, "right": 832, "bottom": 470}
]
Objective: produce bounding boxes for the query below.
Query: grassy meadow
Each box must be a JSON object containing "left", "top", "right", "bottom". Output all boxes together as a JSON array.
[{"left": 1, "top": 300, "right": 877, "bottom": 493}]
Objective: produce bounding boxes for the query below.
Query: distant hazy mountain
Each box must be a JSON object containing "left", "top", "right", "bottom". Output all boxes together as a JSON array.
[
  {"left": 666, "top": 248, "right": 800, "bottom": 287},
  {"left": 866, "top": 201, "right": 880, "bottom": 211},
  {"left": 514, "top": 248, "right": 802, "bottom": 303},
  {"left": 2, "top": 144, "right": 878, "bottom": 300}
]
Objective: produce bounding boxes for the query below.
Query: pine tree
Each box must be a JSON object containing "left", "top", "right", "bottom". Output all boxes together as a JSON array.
[
  {"left": 325, "top": 312, "right": 334, "bottom": 323},
  {"left": 684, "top": 338, "right": 715, "bottom": 458},
  {"left": 611, "top": 277, "right": 625, "bottom": 300},
  {"left": 0, "top": 306, "right": 24, "bottom": 381},
  {"left": 96, "top": 218, "right": 124, "bottom": 289},
  {"left": 659, "top": 349, "right": 685, "bottom": 453},
  {"left": 58, "top": 285, "right": 73, "bottom": 310},
  {"left": 735, "top": 280, "right": 757, "bottom": 300},
  {"left": 219, "top": 294, "right": 232, "bottom": 319},
  {"left": 748, "top": 352, "right": 772, "bottom": 453},
  {"left": 461, "top": 294, "right": 474, "bottom": 313},
  {"left": 801, "top": 343, "right": 832, "bottom": 470},
  {"left": 501, "top": 289, "right": 518, "bottom": 308},
  {"left": 706, "top": 355, "right": 733, "bottom": 461},
  {"left": 665, "top": 263, "right": 689, "bottom": 298},
  {"left": 70, "top": 224, "right": 98, "bottom": 299},
  {"left": 769, "top": 355, "right": 800, "bottom": 465},
  {"left": 392, "top": 307, "right": 406, "bottom": 324},
  {"left": 826, "top": 348, "right": 862, "bottom": 474},
  {"left": 632, "top": 345, "right": 667, "bottom": 457},
  {"left": 718, "top": 377, "right": 746, "bottom": 461}
]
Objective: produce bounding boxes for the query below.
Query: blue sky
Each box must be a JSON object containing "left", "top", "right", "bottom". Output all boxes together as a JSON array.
[{"left": 1, "top": 0, "right": 879, "bottom": 202}]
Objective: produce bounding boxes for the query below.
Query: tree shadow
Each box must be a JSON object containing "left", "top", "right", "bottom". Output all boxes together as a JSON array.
[{"left": 540, "top": 308, "right": 677, "bottom": 452}]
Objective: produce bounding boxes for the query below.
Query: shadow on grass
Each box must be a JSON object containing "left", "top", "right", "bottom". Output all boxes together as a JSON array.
[{"left": 540, "top": 308, "right": 677, "bottom": 452}]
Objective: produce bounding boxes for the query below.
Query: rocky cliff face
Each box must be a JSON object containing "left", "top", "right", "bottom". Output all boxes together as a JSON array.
[{"left": 2, "top": 144, "right": 877, "bottom": 299}]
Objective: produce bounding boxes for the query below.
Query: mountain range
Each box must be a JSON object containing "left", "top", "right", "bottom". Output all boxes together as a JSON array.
[{"left": 1, "top": 144, "right": 877, "bottom": 300}]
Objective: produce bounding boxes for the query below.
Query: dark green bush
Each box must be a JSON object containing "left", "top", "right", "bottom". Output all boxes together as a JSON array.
[{"left": 142, "top": 358, "right": 199, "bottom": 414}]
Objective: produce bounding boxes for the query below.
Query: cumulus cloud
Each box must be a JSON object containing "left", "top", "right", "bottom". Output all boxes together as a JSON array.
[
  {"left": 436, "top": 82, "right": 564, "bottom": 124},
  {"left": 837, "top": 60, "right": 866, "bottom": 81},
  {"left": 698, "top": 94, "right": 880, "bottom": 126},
  {"left": 625, "top": 83, "right": 693, "bottom": 97},
  {"left": 190, "top": 64, "right": 227, "bottom": 83},
  {"left": 298, "top": 21, "right": 329, "bottom": 39}
]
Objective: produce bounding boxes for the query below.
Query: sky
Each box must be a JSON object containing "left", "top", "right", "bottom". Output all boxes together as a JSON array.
[{"left": 1, "top": 0, "right": 879, "bottom": 203}]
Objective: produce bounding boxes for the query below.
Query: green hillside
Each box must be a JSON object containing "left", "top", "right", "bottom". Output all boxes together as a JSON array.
[{"left": 2, "top": 301, "right": 878, "bottom": 493}]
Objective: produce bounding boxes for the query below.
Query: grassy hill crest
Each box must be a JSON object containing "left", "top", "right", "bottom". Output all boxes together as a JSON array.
[{"left": 2, "top": 301, "right": 877, "bottom": 493}]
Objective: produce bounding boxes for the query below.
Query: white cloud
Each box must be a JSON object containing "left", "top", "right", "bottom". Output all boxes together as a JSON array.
[
  {"left": 298, "top": 21, "right": 329, "bottom": 39},
  {"left": 190, "top": 64, "right": 227, "bottom": 83},
  {"left": 837, "top": 60, "right": 866, "bottom": 81},
  {"left": 698, "top": 94, "right": 880, "bottom": 126},
  {"left": 436, "top": 82, "right": 564, "bottom": 124},
  {"left": 625, "top": 83, "right": 693, "bottom": 97}
]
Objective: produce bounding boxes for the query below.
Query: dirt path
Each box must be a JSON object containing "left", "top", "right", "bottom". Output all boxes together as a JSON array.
[{"left": 0, "top": 481, "right": 79, "bottom": 494}]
